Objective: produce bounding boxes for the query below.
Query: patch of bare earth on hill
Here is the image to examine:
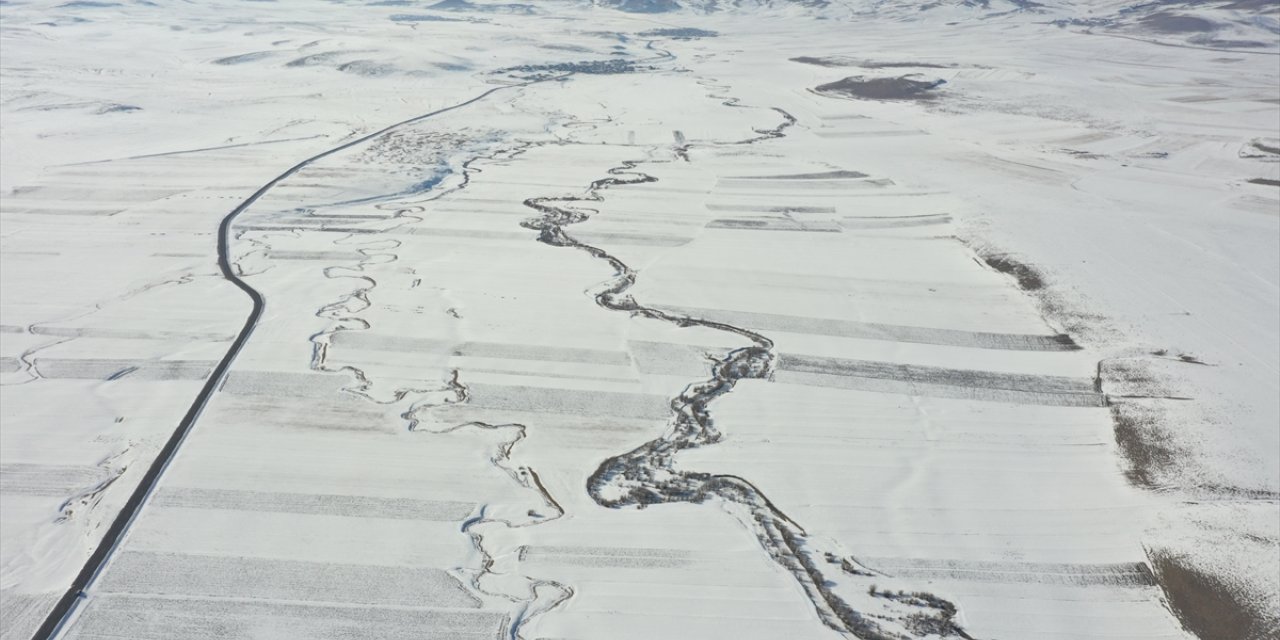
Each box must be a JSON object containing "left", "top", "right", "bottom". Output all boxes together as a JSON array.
[
  {"left": 813, "top": 75, "right": 946, "bottom": 101},
  {"left": 977, "top": 251, "right": 1045, "bottom": 290},
  {"left": 968, "top": 244, "right": 1107, "bottom": 340},
  {"left": 1139, "top": 12, "right": 1218, "bottom": 34},
  {"left": 1240, "top": 138, "right": 1280, "bottom": 160},
  {"left": 964, "top": 236, "right": 1277, "bottom": 639},
  {"left": 1090, "top": 326, "right": 1279, "bottom": 640},
  {"left": 1149, "top": 550, "right": 1277, "bottom": 640},
  {"left": 791, "top": 55, "right": 956, "bottom": 69},
  {"left": 1099, "top": 359, "right": 1188, "bottom": 488}
]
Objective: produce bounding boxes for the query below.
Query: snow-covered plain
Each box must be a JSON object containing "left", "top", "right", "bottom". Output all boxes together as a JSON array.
[{"left": 1, "top": 0, "right": 1276, "bottom": 639}]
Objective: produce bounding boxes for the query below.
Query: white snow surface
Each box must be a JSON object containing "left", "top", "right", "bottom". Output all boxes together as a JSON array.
[{"left": 1, "top": 1, "right": 1276, "bottom": 639}]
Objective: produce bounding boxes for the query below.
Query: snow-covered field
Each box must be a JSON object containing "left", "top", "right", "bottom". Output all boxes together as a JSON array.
[{"left": 1, "top": 1, "right": 1276, "bottom": 639}]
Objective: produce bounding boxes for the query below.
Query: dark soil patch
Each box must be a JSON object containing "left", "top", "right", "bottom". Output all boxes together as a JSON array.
[
  {"left": 427, "top": 0, "right": 535, "bottom": 14},
  {"left": 792, "top": 56, "right": 857, "bottom": 67},
  {"left": 791, "top": 56, "right": 952, "bottom": 69},
  {"left": 390, "top": 13, "right": 469, "bottom": 22},
  {"left": 1246, "top": 178, "right": 1280, "bottom": 187},
  {"left": 1149, "top": 551, "right": 1272, "bottom": 640},
  {"left": 1110, "top": 401, "right": 1179, "bottom": 488},
  {"left": 1253, "top": 140, "right": 1280, "bottom": 155},
  {"left": 213, "top": 51, "right": 276, "bottom": 65},
  {"left": 1219, "top": 0, "right": 1278, "bottom": 10},
  {"left": 1195, "top": 38, "right": 1272, "bottom": 48},
  {"left": 1140, "top": 12, "right": 1217, "bottom": 33},
  {"left": 736, "top": 170, "right": 869, "bottom": 180},
  {"left": 638, "top": 27, "right": 717, "bottom": 38},
  {"left": 498, "top": 59, "right": 650, "bottom": 79},
  {"left": 599, "top": 0, "right": 680, "bottom": 12},
  {"left": 814, "top": 76, "right": 946, "bottom": 101},
  {"left": 979, "top": 253, "right": 1044, "bottom": 290},
  {"left": 861, "top": 61, "right": 953, "bottom": 69}
]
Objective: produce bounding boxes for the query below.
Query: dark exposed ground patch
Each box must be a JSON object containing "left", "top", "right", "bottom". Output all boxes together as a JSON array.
[
  {"left": 284, "top": 50, "right": 380, "bottom": 69},
  {"left": 1101, "top": 358, "right": 1170, "bottom": 395},
  {"left": 1140, "top": 12, "right": 1217, "bottom": 34},
  {"left": 337, "top": 60, "right": 399, "bottom": 76},
  {"left": 1192, "top": 483, "right": 1280, "bottom": 501},
  {"left": 791, "top": 56, "right": 952, "bottom": 69},
  {"left": 540, "top": 44, "right": 593, "bottom": 53},
  {"left": 1194, "top": 38, "right": 1272, "bottom": 48},
  {"left": 213, "top": 51, "right": 276, "bottom": 65},
  {"left": 865, "top": 557, "right": 1156, "bottom": 587},
  {"left": 389, "top": 13, "right": 469, "bottom": 22},
  {"left": 598, "top": 0, "right": 681, "bottom": 12},
  {"left": 727, "top": 169, "right": 869, "bottom": 180},
  {"left": 498, "top": 59, "right": 649, "bottom": 78},
  {"left": 978, "top": 252, "right": 1044, "bottom": 290},
  {"left": 707, "top": 217, "right": 842, "bottom": 232},
  {"left": 638, "top": 27, "right": 717, "bottom": 38},
  {"left": 1059, "top": 148, "right": 1105, "bottom": 159},
  {"left": 286, "top": 52, "right": 344, "bottom": 67},
  {"left": 649, "top": 307, "right": 1079, "bottom": 351},
  {"left": 1099, "top": 359, "right": 1186, "bottom": 488},
  {"left": 841, "top": 213, "right": 953, "bottom": 230},
  {"left": 427, "top": 0, "right": 535, "bottom": 13},
  {"left": 779, "top": 353, "right": 1096, "bottom": 394},
  {"left": 791, "top": 56, "right": 856, "bottom": 67},
  {"left": 97, "top": 104, "right": 140, "bottom": 114},
  {"left": 1241, "top": 138, "right": 1280, "bottom": 159},
  {"left": 1149, "top": 550, "right": 1272, "bottom": 640},
  {"left": 1246, "top": 178, "right": 1280, "bottom": 187},
  {"left": 1219, "top": 0, "right": 1278, "bottom": 9},
  {"left": 769, "top": 351, "right": 1103, "bottom": 406},
  {"left": 1006, "top": 0, "right": 1045, "bottom": 10},
  {"left": 814, "top": 76, "right": 946, "bottom": 101},
  {"left": 1109, "top": 400, "right": 1182, "bottom": 487},
  {"left": 860, "top": 61, "right": 952, "bottom": 69}
]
